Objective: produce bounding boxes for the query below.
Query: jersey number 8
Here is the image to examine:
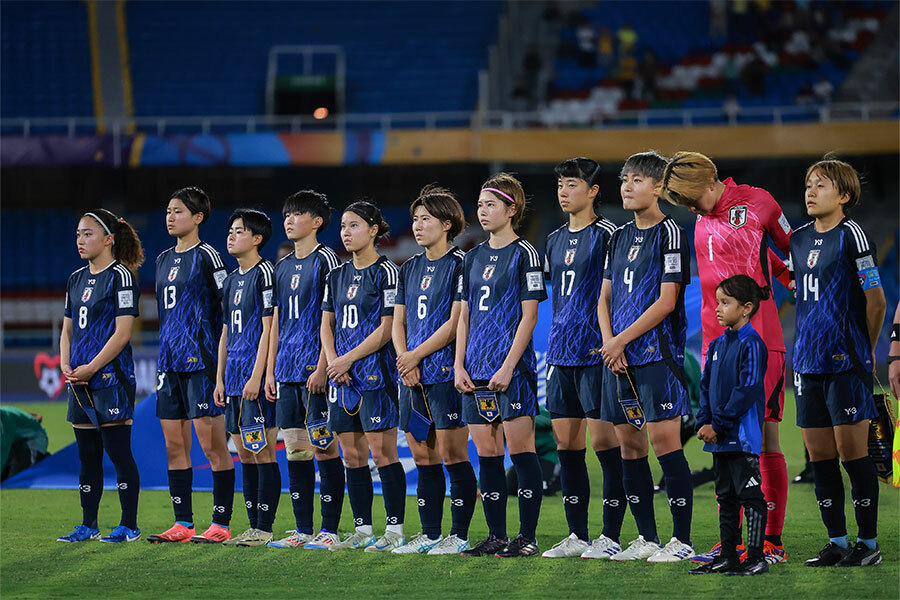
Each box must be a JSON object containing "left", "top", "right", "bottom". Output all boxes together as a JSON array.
[{"left": 78, "top": 306, "right": 88, "bottom": 329}]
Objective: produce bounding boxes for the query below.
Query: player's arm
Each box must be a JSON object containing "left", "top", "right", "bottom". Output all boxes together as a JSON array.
[
  {"left": 864, "top": 286, "right": 886, "bottom": 357},
  {"left": 327, "top": 315, "right": 393, "bottom": 382},
  {"left": 307, "top": 345, "right": 328, "bottom": 394},
  {"left": 760, "top": 192, "right": 792, "bottom": 254},
  {"left": 243, "top": 315, "right": 271, "bottom": 401},
  {"left": 695, "top": 350, "right": 713, "bottom": 429},
  {"left": 454, "top": 301, "right": 475, "bottom": 393},
  {"left": 214, "top": 324, "right": 227, "bottom": 406},
  {"left": 60, "top": 317, "right": 74, "bottom": 381},
  {"left": 601, "top": 281, "right": 681, "bottom": 370},
  {"left": 597, "top": 278, "right": 616, "bottom": 362},
  {"left": 488, "top": 299, "right": 538, "bottom": 393},
  {"left": 397, "top": 303, "right": 462, "bottom": 384},
  {"left": 768, "top": 247, "right": 792, "bottom": 290},
  {"left": 67, "top": 315, "right": 135, "bottom": 383},
  {"left": 264, "top": 306, "right": 279, "bottom": 400},
  {"left": 888, "top": 301, "right": 900, "bottom": 400}
]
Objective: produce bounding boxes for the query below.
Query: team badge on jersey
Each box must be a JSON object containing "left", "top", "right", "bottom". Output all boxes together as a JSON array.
[
  {"left": 807, "top": 249, "right": 820, "bottom": 268},
  {"left": 474, "top": 389, "right": 500, "bottom": 422},
  {"left": 728, "top": 205, "right": 748, "bottom": 228},
  {"left": 346, "top": 284, "right": 359, "bottom": 300},
  {"left": 627, "top": 246, "right": 641, "bottom": 262},
  {"left": 81, "top": 287, "right": 93, "bottom": 302},
  {"left": 482, "top": 265, "right": 495, "bottom": 281},
  {"left": 233, "top": 289, "right": 242, "bottom": 305},
  {"left": 290, "top": 274, "right": 300, "bottom": 290},
  {"left": 167, "top": 267, "right": 179, "bottom": 282},
  {"left": 420, "top": 275, "right": 432, "bottom": 291},
  {"left": 564, "top": 248, "right": 577, "bottom": 265}
]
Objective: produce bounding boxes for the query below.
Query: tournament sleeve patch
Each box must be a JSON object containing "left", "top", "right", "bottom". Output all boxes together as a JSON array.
[
  {"left": 526, "top": 271, "right": 543, "bottom": 291},
  {"left": 664, "top": 252, "right": 682, "bottom": 274},
  {"left": 117, "top": 290, "right": 134, "bottom": 309},
  {"left": 858, "top": 266, "right": 881, "bottom": 290},
  {"left": 213, "top": 269, "right": 227, "bottom": 289},
  {"left": 262, "top": 289, "right": 273, "bottom": 309},
  {"left": 384, "top": 288, "right": 396, "bottom": 307},
  {"left": 457, "top": 275, "right": 464, "bottom": 294},
  {"left": 778, "top": 212, "right": 791, "bottom": 234},
  {"left": 855, "top": 256, "right": 875, "bottom": 271}
]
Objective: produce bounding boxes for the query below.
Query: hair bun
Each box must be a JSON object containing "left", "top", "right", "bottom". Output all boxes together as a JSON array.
[{"left": 760, "top": 285, "right": 771, "bottom": 301}]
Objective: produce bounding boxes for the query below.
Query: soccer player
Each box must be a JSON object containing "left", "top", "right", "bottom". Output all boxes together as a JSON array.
[
  {"left": 213, "top": 209, "right": 279, "bottom": 547},
  {"left": 148, "top": 188, "right": 235, "bottom": 545},
  {"left": 598, "top": 151, "right": 694, "bottom": 562},
  {"left": 541, "top": 158, "right": 627, "bottom": 559},
  {"left": 455, "top": 173, "right": 548, "bottom": 558},
  {"left": 263, "top": 190, "right": 344, "bottom": 549},
  {"left": 790, "top": 158, "right": 886, "bottom": 567},
  {"left": 321, "top": 201, "right": 407, "bottom": 552},
  {"left": 391, "top": 185, "right": 477, "bottom": 555},
  {"left": 659, "top": 151, "right": 791, "bottom": 564},
  {"left": 691, "top": 275, "right": 771, "bottom": 577},
  {"left": 58, "top": 209, "right": 143, "bottom": 543}
]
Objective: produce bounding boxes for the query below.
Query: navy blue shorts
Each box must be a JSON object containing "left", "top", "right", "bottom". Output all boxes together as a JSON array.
[
  {"left": 546, "top": 363, "right": 604, "bottom": 419},
  {"left": 399, "top": 380, "right": 465, "bottom": 431},
  {"left": 601, "top": 360, "right": 691, "bottom": 425},
  {"left": 462, "top": 375, "right": 537, "bottom": 425},
  {"left": 67, "top": 383, "right": 135, "bottom": 425},
  {"left": 327, "top": 383, "right": 398, "bottom": 433},
  {"left": 276, "top": 382, "right": 328, "bottom": 429},
  {"left": 156, "top": 370, "right": 221, "bottom": 420},
  {"left": 794, "top": 369, "right": 877, "bottom": 428},
  {"left": 225, "top": 396, "right": 277, "bottom": 434}
]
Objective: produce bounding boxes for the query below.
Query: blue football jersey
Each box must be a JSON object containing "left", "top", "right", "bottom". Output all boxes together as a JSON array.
[
  {"left": 396, "top": 247, "right": 465, "bottom": 385},
  {"left": 64, "top": 261, "right": 140, "bottom": 390},
  {"left": 222, "top": 260, "right": 275, "bottom": 395},
  {"left": 603, "top": 217, "right": 690, "bottom": 367},
  {"left": 322, "top": 256, "right": 399, "bottom": 391},
  {"left": 459, "top": 238, "right": 547, "bottom": 381},
  {"left": 273, "top": 244, "right": 340, "bottom": 383},
  {"left": 544, "top": 217, "right": 616, "bottom": 366},
  {"left": 790, "top": 218, "right": 880, "bottom": 374},
  {"left": 155, "top": 242, "right": 227, "bottom": 373}
]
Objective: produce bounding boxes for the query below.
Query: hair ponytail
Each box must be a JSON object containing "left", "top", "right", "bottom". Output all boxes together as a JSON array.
[
  {"left": 716, "top": 274, "right": 769, "bottom": 318},
  {"left": 345, "top": 200, "right": 390, "bottom": 242},
  {"left": 84, "top": 208, "right": 145, "bottom": 271}
]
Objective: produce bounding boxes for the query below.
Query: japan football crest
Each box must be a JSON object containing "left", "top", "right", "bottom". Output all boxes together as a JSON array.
[
  {"left": 627, "top": 246, "right": 641, "bottom": 262},
  {"left": 81, "top": 287, "right": 93, "bottom": 302},
  {"left": 807, "top": 249, "right": 820, "bottom": 268},
  {"left": 290, "top": 274, "right": 300, "bottom": 290},
  {"left": 167, "top": 267, "right": 179, "bottom": 281},
  {"left": 233, "top": 289, "right": 242, "bottom": 305},
  {"left": 347, "top": 284, "right": 359, "bottom": 299},
  {"left": 728, "top": 205, "right": 748, "bottom": 228},
  {"left": 420, "top": 275, "right": 432, "bottom": 290},
  {"left": 564, "top": 248, "right": 576, "bottom": 265},
  {"left": 482, "top": 265, "right": 495, "bottom": 280}
]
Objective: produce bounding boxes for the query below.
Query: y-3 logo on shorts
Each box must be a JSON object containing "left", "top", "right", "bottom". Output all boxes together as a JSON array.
[
  {"left": 108, "top": 408, "right": 120, "bottom": 415},
  {"left": 845, "top": 407, "right": 857, "bottom": 415},
  {"left": 254, "top": 416, "right": 265, "bottom": 423},
  {"left": 197, "top": 403, "right": 209, "bottom": 410},
  {"left": 370, "top": 416, "right": 381, "bottom": 424},
  {"left": 510, "top": 402, "right": 522, "bottom": 410},
  {"left": 660, "top": 403, "right": 673, "bottom": 410}
]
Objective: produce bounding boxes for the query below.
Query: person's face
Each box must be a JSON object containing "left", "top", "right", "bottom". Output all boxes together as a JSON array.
[
  {"left": 166, "top": 197, "right": 202, "bottom": 237},
  {"left": 620, "top": 171, "right": 659, "bottom": 211},
  {"left": 340, "top": 211, "right": 376, "bottom": 253},
  {"left": 477, "top": 192, "right": 515, "bottom": 233},
  {"left": 226, "top": 218, "right": 260, "bottom": 256},
  {"left": 412, "top": 205, "right": 449, "bottom": 249},
  {"left": 284, "top": 210, "right": 320, "bottom": 242},
  {"left": 715, "top": 288, "right": 751, "bottom": 328},
  {"left": 557, "top": 177, "right": 596, "bottom": 215},
  {"left": 76, "top": 217, "right": 112, "bottom": 261},
  {"left": 805, "top": 170, "right": 848, "bottom": 218},
  {"left": 686, "top": 184, "right": 719, "bottom": 216}
]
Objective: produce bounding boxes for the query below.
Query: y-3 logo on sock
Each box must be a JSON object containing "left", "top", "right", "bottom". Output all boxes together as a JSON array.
[
  {"left": 562, "top": 495, "right": 579, "bottom": 504},
  {"left": 852, "top": 498, "right": 871, "bottom": 507},
  {"left": 603, "top": 498, "right": 620, "bottom": 507},
  {"left": 626, "top": 495, "right": 640, "bottom": 504}
]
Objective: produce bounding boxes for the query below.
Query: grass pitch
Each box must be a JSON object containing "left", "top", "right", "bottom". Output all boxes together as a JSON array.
[{"left": 2, "top": 394, "right": 898, "bottom": 599}]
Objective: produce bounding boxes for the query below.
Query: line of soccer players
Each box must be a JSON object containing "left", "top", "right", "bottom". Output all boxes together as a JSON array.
[{"left": 57, "top": 152, "right": 887, "bottom": 571}]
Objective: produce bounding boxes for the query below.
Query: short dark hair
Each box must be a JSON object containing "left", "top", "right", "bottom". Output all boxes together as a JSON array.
[
  {"left": 283, "top": 189, "right": 332, "bottom": 232},
  {"left": 717, "top": 274, "right": 771, "bottom": 318},
  {"left": 228, "top": 208, "right": 273, "bottom": 249},
  {"left": 621, "top": 150, "right": 669, "bottom": 183},
  {"left": 170, "top": 187, "right": 211, "bottom": 225},
  {"left": 345, "top": 201, "right": 390, "bottom": 242},
  {"left": 805, "top": 156, "right": 862, "bottom": 214},
  {"left": 555, "top": 157, "right": 602, "bottom": 210},
  {"left": 410, "top": 184, "right": 466, "bottom": 241}
]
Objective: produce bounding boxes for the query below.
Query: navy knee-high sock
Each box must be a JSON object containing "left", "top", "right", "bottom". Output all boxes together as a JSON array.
[
  {"left": 622, "top": 456, "right": 658, "bottom": 543},
  {"left": 810, "top": 458, "right": 846, "bottom": 539},
  {"left": 657, "top": 449, "right": 693, "bottom": 545},
  {"left": 256, "top": 462, "right": 282, "bottom": 533},
  {"left": 596, "top": 447, "right": 626, "bottom": 543},
  {"left": 446, "top": 461, "right": 477, "bottom": 539},
  {"left": 317, "top": 457, "right": 345, "bottom": 533},
  {"left": 167, "top": 468, "right": 193, "bottom": 525},
  {"left": 241, "top": 463, "right": 259, "bottom": 529},
  {"left": 74, "top": 428, "right": 103, "bottom": 529},
  {"left": 478, "top": 455, "right": 507, "bottom": 539},
  {"left": 211, "top": 468, "right": 235, "bottom": 527},
  {"left": 557, "top": 449, "right": 590, "bottom": 541},
  {"left": 378, "top": 462, "right": 407, "bottom": 528},
  {"left": 346, "top": 465, "right": 373, "bottom": 528},
  {"left": 100, "top": 425, "right": 140, "bottom": 530},
  {"left": 510, "top": 452, "right": 543, "bottom": 541},
  {"left": 416, "top": 464, "right": 445, "bottom": 538},
  {"left": 288, "top": 459, "right": 315, "bottom": 534},
  {"left": 842, "top": 456, "right": 879, "bottom": 541}
]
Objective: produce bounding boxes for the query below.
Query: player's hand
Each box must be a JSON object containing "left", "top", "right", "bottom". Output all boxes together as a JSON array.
[
  {"left": 68, "top": 364, "right": 97, "bottom": 384},
  {"left": 889, "top": 360, "right": 900, "bottom": 400},
  {"left": 600, "top": 336, "right": 626, "bottom": 371},
  {"left": 265, "top": 374, "right": 277, "bottom": 402},
  {"left": 243, "top": 376, "right": 261, "bottom": 401},
  {"left": 697, "top": 424, "right": 717, "bottom": 443},
  {"left": 488, "top": 364, "right": 514, "bottom": 393},
  {"left": 396, "top": 350, "right": 421, "bottom": 378},
  {"left": 326, "top": 354, "right": 354, "bottom": 381},
  {"left": 609, "top": 354, "right": 629, "bottom": 375},
  {"left": 307, "top": 366, "right": 327, "bottom": 395},
  {"left": 455, "top": 365, "right": 475, "bottom": 394},
  {"left": 401, "top": 367, "right": 421, "bottom": 388},
  {"left": 214, "top": 383, "right": 226, "bottom": 407},
  {"left": 61, "top": 364, "right": 80, "bottom": 383},
  {"left": 332, "top": 372, "right": 352, "bottom": 386}
]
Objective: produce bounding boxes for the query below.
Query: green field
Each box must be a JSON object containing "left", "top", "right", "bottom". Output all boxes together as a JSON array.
[{"left": 2, "top": 395, "right": 898, "bottom": 599}]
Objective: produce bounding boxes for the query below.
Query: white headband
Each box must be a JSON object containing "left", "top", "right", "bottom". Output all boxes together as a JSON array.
[{"left": 84, "top": 212, "right": 112, "bottom": 235}]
